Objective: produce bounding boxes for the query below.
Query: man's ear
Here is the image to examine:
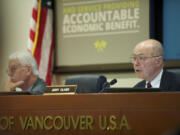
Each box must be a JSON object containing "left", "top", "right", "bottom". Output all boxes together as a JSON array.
[
  {"left": 156, "top": 56, "right": 163, "bottom": 65},
  {"left": 26, "top": 65, "right": 33, "bottom": 76}
]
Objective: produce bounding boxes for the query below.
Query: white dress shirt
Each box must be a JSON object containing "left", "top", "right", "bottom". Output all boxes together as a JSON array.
[{"left": 146, "top": 69, "right": 163, "bottom": 88}]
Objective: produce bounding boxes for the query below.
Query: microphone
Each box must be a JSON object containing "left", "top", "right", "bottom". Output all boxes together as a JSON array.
[
  {"left": 109, "top": 79, "right": 117, "bottom": 86},
  {"left": 100, "top": 79, "right": 117, "bottom": 93}
]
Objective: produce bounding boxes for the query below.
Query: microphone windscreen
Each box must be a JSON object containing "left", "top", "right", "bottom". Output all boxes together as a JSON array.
[{"left": 110, "top": 79, "right": 117, "bottom": 85}]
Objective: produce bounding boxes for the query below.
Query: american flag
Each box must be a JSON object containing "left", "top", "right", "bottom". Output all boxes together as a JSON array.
[{"left": 28, "top": 0, "right": 54, "bottom": 85}]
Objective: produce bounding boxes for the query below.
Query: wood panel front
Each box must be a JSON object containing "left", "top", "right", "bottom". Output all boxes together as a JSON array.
[{"left": 0, "top": 92, "right": 180, "bottom": 135}]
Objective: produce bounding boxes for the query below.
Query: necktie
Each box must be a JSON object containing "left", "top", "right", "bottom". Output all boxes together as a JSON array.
[{"left": 147, "top": 82, "right": 152, "bottom": 88}]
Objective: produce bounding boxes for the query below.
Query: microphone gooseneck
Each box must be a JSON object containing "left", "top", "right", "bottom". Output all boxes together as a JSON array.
[{"left": 100, "top": 79, "right": 117, "bottom": 93}]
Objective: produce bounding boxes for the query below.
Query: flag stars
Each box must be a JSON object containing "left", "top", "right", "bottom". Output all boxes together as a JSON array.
[
  {"left": 42, "top": 0, "right": 53, "bottom": 9},
  {"left": 47, "top": 1, "right": 52, "bottom": 7}
]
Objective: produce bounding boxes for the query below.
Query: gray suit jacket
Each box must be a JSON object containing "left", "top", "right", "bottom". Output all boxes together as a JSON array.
[{"left": 29, "top": 77, "right": 46, "bottom": 95}]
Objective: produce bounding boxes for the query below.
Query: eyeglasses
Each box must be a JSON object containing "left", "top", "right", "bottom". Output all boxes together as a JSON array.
[
  {"left": 131, "top": 55, "right": 161, "bottom": 63},
  {"left": 7, "top": 64, "right": 25, "bottom": 74}
]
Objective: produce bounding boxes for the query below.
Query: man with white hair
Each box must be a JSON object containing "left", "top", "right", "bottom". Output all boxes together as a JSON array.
[
  {"left": 132, "top": 39, "right": 180, "bottom": 91},
  {"left": 3, "top": 51, "right": 46, "bottom": 94}
]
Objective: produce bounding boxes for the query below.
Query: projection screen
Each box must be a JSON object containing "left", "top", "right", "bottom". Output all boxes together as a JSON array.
[{"left": 54, "top": 0, "right": 150, "bottom": 72}]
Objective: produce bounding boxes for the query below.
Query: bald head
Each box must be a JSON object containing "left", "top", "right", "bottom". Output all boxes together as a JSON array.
[{"left": 135, "top": 39, "right": 163, "bottom": 57}]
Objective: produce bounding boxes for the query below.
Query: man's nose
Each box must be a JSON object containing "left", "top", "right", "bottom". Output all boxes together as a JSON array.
[{"left": 133, "top": 59, "right": 140, "bottom": 65}]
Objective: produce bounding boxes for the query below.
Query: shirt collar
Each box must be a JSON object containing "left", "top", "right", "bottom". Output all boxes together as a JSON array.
[{"left": 146, "top": 69, "right": 163, "bottom": 88}]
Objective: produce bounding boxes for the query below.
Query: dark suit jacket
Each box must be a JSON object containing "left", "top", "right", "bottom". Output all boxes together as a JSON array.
[{"left": 134, "top": 69, "right": 180, "bottom": 91}]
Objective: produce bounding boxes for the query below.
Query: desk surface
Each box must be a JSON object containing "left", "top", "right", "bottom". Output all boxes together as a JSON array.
[{"left": 0, "top": 92, "right": 180, "bottom": 135}]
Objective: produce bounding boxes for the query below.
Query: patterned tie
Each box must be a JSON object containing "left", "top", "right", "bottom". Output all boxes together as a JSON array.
[{"left": 147, "top": 82, "right": 152, "bottom": 88}]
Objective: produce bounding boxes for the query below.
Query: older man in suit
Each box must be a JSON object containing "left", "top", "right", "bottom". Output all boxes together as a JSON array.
[
  {"left": 133, "top": 39, "right": 180, "bottom": 91},
  {"left": 3, "top": 51, "right": 46, "bottom": 94}
]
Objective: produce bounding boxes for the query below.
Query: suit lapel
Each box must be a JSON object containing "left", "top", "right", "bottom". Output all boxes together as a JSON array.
[
  {"left": 142, "top": 80, "right": 146, "bottom": 88},
  {"left": 160, "top": 69, "right": 170, "bottom": 90}
]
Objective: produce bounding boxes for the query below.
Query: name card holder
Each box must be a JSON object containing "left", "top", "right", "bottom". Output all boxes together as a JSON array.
[{"left": 45, "top": 85, "right": 77, "bottom": 95}]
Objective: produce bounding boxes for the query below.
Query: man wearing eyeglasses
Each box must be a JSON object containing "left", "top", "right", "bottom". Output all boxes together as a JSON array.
[
  {"left": 133, "top": 39, "right": 180, "bottom": 91},
  {"left": 3, "top": 51, "right": 46, "bottom": 94}
]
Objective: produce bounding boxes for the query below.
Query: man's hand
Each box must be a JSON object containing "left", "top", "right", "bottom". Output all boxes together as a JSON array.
[{"left": 2, "top": 80, "right": 24, "bottom": 91}]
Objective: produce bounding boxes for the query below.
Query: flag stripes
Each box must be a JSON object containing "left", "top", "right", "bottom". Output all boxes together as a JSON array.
[{"left": 28, "top": 0, "right": 54, "bottom": 85}]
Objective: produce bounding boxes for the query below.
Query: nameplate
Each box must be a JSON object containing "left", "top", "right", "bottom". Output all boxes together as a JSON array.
[{"left": 45, "top": 85, "right": 77, "bottom": 95}]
